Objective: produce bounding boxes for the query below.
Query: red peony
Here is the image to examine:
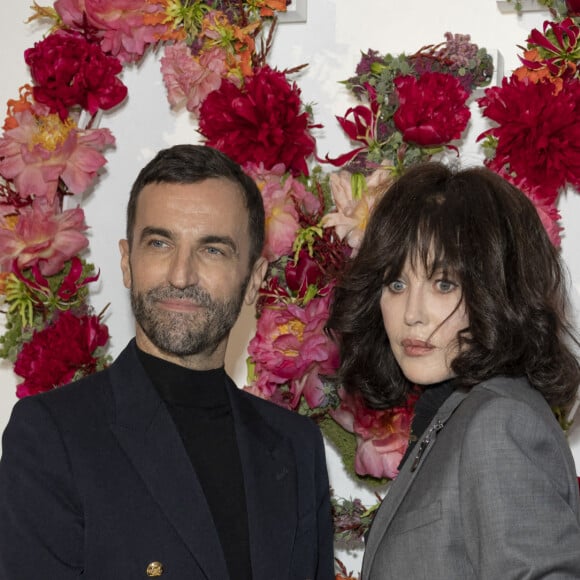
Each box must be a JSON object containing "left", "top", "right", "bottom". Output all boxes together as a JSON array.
[
  {"left": 14, "top": 310, "right": 109, "bottom": 398},
  {"left": 198, "top": 66, "right": 316, "bottom": 176},
  {"left": 393, "top": 72, "right": 470, "bottom": 146},
  {"left": 478, "top": 76, "right": 580, "bottom": 198},
  {"left": 24, "top": 30, "right": 127, "bottom": 121}
]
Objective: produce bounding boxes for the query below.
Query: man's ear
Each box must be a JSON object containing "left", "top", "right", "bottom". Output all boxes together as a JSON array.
[
  {"left": 119, "top": 239, "right": 132, "bottom": 290},
  {"left": 244, "top": 256, "right": 268, "bottom": 305}
]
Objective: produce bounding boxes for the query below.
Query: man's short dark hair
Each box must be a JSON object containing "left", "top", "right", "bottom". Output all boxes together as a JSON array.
[{"left": 126, "top": 144, "right": 265, "bottom": 266}]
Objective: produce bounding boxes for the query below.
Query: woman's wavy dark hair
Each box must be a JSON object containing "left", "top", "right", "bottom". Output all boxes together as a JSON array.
[{"left": 327, "top": 162, "right": 580, "bottom": 409}]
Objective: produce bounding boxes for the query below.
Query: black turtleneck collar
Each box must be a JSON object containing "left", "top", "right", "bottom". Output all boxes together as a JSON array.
[
  {"left": 136, "top": 347, "right": 228, "bottom": 408},
  {"left": 399, "top": 379, "right": 456, "bottom": 469}
]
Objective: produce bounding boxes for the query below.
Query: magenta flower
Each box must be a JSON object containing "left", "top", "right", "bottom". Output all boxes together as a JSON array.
[
  {"left": 25, "top": 30, "right": 127, "bottom": 121},
  {"left": 0, "top": 105, "right": 114, "bottom": 202},
  {"left": 161, "top": 43, "right": 229, "bottom": 115},
  {"left": 0, "top": 199, "right": 88, "bottom": 276},
  {"left": 327, "top": 83, "right": 381, "bottom": 166},
  {"left": 15, "top": 310, "right": 109, "bottom": 398},
  {"left": 478, "top": 76, "right": 580, "bottom": 201},
  {"left": 248, "top": 291, "right": 339, "bottom": 409},
  {"left": 394, "top": 72, "right": 470, "bottom": 146},
  {"left": 199, "top": 66, "right": 317, "bottom": 176}
]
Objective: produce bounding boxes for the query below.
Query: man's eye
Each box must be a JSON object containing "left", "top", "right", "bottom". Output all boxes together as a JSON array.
[
  {"left": 149, "top": 239, "right": 168, "bottom": 248},
  {"left": 205, "top": 246, "right": 225, "bottom": 256}
]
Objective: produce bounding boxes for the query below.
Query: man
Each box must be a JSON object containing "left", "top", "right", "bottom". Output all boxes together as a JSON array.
[{"left": 0, "top": 145, "right": 334, "bottom": 579}]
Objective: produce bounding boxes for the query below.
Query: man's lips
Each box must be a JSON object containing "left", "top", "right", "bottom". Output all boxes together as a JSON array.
[
  {"left": 401, "top": 338, "right": 434, "bottom": 356},
  {"left": 156, "top": 299, "right": 203, "bottom": 312}
]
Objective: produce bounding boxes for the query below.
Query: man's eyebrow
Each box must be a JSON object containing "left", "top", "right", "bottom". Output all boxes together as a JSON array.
[
  {"left": 139, "top": 226, "right": 173, "bottom": 243},
  {"left": 200, "top": 235, "right": 238, "bottom": 254}
]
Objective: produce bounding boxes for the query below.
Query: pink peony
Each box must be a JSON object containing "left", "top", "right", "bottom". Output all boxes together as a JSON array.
[
  {"left": 0, "top": 105, "right": 114, "bottom": 202},
  {"left": 161, "top": 43, "right": 228, "bottom": 115},
  {"left": 331, "top": 389, "right": 417, "bottom": 479},
  {"left": 54, "top": 0, "right": 172, "bottom": 63},
  {"left": 248, "top": 290, "right": 339, "bottom": 409},
  {"left": 394, "top": 72, "right": 471, "bottom": 146},
  {"left": 0, "top": 199, "right": 88, "bottom": 276}
]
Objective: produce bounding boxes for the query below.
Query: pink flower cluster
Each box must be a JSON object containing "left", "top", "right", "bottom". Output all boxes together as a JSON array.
[
  {"left": 247, "top": 290, "right": 339, "bottom": 410},
  {"left": 332, "top": 389, "right": 418, "bottom": 479},
  {"left": 54, "top": 0, "right": 173, "bottom": 63}
]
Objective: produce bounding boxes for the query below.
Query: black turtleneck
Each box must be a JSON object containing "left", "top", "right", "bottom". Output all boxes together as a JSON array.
[
  {"left": 137, "top": 348, "right": 252, "bottom": 580},
  {"left": 399, "top": 380, "right": 456, "bottom": 469}
]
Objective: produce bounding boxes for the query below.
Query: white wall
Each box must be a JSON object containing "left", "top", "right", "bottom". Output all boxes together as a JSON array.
[{"left": 2, "top": 0, "right": 580, "bottom": 571}]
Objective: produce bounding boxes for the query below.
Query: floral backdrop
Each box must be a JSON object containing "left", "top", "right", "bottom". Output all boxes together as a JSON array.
[{"left": 1, "top": 0, "right": 580, "bottom": 576}]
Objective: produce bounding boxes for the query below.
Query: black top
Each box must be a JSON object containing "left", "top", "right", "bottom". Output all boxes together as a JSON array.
[
  {"left": 399, "top": 380, "right": 456, "bottom": 469},
  {"left": 137, "top": 348, "right": 252, "bottom": 580}
]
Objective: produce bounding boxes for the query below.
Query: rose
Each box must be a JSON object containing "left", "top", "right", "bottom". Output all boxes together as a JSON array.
[
  {"left": 14, "top": 310, "right": 109, "bottom": 398},
  {"left": 393, "top": 72, "right": 470, "bottom": 146},
  {"left": 25, "top": 30, "right": 127, "bottom": 121}
]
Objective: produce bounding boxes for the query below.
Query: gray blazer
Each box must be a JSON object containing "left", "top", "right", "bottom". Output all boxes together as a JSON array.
[{"left": 363, "top": 377, "right": 580, "bottom": 579}]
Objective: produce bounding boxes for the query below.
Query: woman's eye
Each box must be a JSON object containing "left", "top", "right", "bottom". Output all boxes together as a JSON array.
[
  {"left": 387, "top": 280, "right": 405, "bottom": 293},
  {"left": 436, "top": 279, "right": 457, "bottom": 293}
]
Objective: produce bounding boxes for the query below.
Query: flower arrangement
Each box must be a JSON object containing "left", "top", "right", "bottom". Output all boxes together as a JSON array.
[
  {"left": 0, "top": 0, "right": 286, "bottom": 400},
  {"left": 1, "top": 1, "right": 580, "bottom": 575},
  {"left": 478, "top": 12, "right": 580, "bottom": 245}
]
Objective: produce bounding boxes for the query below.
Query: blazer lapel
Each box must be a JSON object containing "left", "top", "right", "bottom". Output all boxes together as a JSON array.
[
  {"left": 362, "top": 387, "right": 469, "bottom": 579},
  {"left": 108, "top": 342, "right": 229, "bottom": 579},
  {"left": 226, "top": 380, "right": 298, "bottom": 580}
]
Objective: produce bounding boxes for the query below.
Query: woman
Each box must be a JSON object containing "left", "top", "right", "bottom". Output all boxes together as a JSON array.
[{"left": 327, "top": 162, "right": 580, "bottom": 579}]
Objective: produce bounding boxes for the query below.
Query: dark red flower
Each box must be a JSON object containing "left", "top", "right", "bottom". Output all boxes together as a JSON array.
[
  {"left": 198, "top": 66, "right": 316, "bottom": 176},
  {"left": 24, "top": 30, "right": 128, "bottom": 121},
  {"left": 393, "top": 72, "right": 470, "bottom": 146},
  {"left": 285, "top": 249, "right": 325, "bottom": 298},
  {"left": 478, "top": 76, "right": 580, "bottom": 198},
  {"left": 14, "top": 310, "right": 109, "bottom": 398}
]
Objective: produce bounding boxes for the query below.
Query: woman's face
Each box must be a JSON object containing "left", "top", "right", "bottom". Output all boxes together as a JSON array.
[{"left": 380, "top": 257, "right": 469, "bottom": 385}]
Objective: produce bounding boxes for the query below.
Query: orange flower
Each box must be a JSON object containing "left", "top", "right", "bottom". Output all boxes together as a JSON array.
[
  {"left": 514, "top": 49, "right": 564, "bottom": 94},
  {"left": 3, "top": 86, "right": 35, "bottom": 131},
  {"left": 257, "top": 0, "right": 287, "bottom": 17}
]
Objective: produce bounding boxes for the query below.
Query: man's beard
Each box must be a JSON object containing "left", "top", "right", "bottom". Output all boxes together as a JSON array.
[{"left": 130, "top": 280, "right": 247, "bottom": 358}]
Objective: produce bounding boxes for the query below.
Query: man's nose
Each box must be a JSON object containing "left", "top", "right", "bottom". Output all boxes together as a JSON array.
[{"left": 167, "top": 248, "right": 199, "bottom": 289}]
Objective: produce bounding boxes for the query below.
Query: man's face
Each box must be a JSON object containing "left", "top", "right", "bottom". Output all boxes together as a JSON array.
[{"left": 119, "top": 178, "right": 266, "bottom": 370}]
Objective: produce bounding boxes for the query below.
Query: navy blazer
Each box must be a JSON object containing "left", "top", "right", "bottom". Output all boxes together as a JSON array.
[{"left": 0, "top": 341, "right": 334, "bottom": 579}]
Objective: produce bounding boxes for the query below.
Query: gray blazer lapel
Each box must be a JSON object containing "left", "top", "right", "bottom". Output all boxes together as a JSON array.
[
  {"left": 109, "top": 343, "right": 229, "bottom": 579},
  {"left": 227, "top": 381, "right": 298, "bottom": 580},
  {"left": 362, "top": 387, "right": 469, "bottom": 579}
]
